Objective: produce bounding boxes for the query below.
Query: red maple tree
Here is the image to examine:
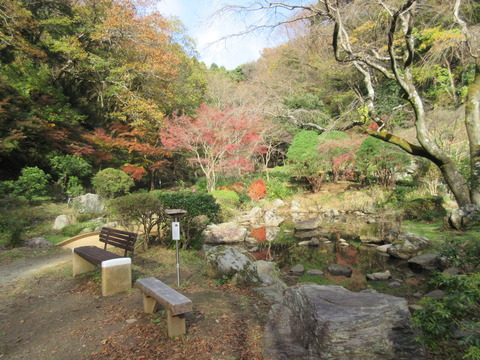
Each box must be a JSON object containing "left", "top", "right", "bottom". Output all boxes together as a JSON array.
[{"left": 162, "top": 104, "right": 264, "bottom": 191}]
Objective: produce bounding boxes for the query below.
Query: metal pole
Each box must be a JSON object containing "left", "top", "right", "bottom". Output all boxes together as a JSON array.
[{"left": 174, "top": 215, "right": 180, "bottom": 287}]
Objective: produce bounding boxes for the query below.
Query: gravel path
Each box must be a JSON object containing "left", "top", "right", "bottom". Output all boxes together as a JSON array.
[{"left": 0, "top": 249, "right": 71, "bottom": 287}]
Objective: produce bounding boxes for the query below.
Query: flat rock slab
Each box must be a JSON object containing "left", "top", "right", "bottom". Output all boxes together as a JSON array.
[{"left": 264, "top": 284, "right": 426, "bottom": 360}]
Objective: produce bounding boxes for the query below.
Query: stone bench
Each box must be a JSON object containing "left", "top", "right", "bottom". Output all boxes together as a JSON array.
[
  {"left": 72, "top": 227, "right": 138, "bottom": 296},
  {"left": 135, "top": 277, "right": 193, "bottom": 337}
]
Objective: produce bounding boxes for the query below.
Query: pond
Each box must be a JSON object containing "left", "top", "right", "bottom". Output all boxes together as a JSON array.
[{"left": 249, "top": 213, "right": 428, "bottom": 296}]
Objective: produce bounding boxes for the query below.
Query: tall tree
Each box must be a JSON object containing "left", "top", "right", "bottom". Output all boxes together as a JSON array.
[
  {"left": 162, "top": 104, "right": 264, "bottom": 192},
  {"left": 225, "top": 0, "right": 480, "bottom": 207},
  {"left": 0, "top": 0, "right": 206, "bottom": 183}
]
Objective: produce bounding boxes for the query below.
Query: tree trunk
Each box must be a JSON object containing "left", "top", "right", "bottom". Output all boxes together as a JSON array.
[
  {"left": 465, "top": 65, "right": 480, "bottom": 206},
  {"left": 206, "top": 170, "right": 216, "bottom": 192}
]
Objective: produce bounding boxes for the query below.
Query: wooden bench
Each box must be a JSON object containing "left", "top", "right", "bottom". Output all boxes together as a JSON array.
[
  {"left": 135, "top": 277, "right": 193, "bottom": 337},
  {"left": 72, "top": 227, "right": 138, "bottom": 296}
]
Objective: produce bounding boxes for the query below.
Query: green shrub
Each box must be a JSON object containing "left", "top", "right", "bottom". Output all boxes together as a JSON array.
[
  {"left": 266, "top": 178, "right": 295, "bottom": 200},
  {"left": 60, "top": 222, "right": 102, "bottom": 238},
  {"left": 210, "top": 190, "right": 241, "bottom": 208},
  {"left": 50, "top": 154, "right": 91, "bottom": 196},
  {"left": 76, "top": 212, "right": 100, "bottom": 223},
  {"left": 438, "top": 237, "right": 480, "bottom": 272},
  {"left": 356, "top": 136, "right": 412, "bottom": 187},
  {"left": 92, "top": 168, "right": 134, "bottom": 198},
  {"left": 268, "top": 168, "right": 293, "bottom": 183},
  {"left": 194, "top": 177, "right": 207, "bottom": 192},
  {"left": 402, "top": 196, "right": 446, "bottom": 221},
  {"left": 413, "top": 273, "right": 480, "bottom": 359},
  {"left": 106, "top": 193, "right": 165, "bottom": 249},
  {"left": 13, "top": 167, "right": 51, "bottom": 200},
  {"left": 286, "top": 130, "right": 324, "bottom": 192},
  {"left": 152, "top": 190, "right": 220, "bottom": 249},
  {"left": 66, "top": 176, "right": 84, "bottom": 196},
  {"left": 0, "top": 198, "right": 31, "bottom": 247},
  {"left": 385, "top": 184, "right": 418, "bottom": 204},
  {"left": 0, "top": 180, "right": 15, "bottom": 198},
  {"left": 210, "top": 190, "right": 242, "bottom": 220}
]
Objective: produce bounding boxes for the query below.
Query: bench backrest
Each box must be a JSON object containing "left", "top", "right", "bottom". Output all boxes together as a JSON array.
[{"left": 100, "top": 227, "right": 138, "bottom": 257}]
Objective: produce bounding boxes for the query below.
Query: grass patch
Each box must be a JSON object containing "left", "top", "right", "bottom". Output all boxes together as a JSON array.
[
  {"left": 60, "top": 221, "right": 103, "bottom": 238},
  {"left": 402, "top": 220, "right": 446, "bottom": 241}
]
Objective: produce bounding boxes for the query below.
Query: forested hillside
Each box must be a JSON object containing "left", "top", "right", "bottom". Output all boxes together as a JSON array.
[
  {"left": 1, "top": 0, "right": 479, "bottom": 208},
  {"left": 1, "top": 2, "right": 480, "bottom": 359},
  {"left": 0, "top": 0, "right": 207, "bottom": 189}
]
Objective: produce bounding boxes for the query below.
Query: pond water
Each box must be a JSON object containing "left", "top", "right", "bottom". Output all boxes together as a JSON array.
[{"left": 249, "top": 214, "right": 426, "bottom": 294}]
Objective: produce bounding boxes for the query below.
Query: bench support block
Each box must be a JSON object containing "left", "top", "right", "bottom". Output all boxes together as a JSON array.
[
  {"left": 142, "top": 295, "right": 186, "bottom": 337},
  {"left": 101, "top": 259, "right": 132, "bottom": 296},
  {"left": 143, "top": 295, "right": 158, "bottom": 313},
  {"left": 167, "top": 310, "right": 186, "bottom": 337},
  {"left": 72, "top": 252, "right": 96, "bottom": 276}
]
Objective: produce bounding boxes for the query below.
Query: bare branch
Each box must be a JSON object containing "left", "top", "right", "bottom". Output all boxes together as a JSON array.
[{"left": 453, "top": 0, "right": 478, "bottom": 59}]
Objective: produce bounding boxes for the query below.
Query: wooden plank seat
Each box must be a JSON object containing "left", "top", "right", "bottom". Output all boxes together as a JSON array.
[
  {"left": 72, "top": 227, "right": 138, "bottom": 296},
  {"left": 135, "top": 277, "right": 193, "bottom": 337}
]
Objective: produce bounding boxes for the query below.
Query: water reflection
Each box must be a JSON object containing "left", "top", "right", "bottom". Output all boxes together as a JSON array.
[{"left": 250, "top": 214, "right": 414, "bottom": 286}]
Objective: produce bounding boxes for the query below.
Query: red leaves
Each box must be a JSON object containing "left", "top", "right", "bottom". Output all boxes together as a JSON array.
[
  {"left": 250, "top": 226, "right": 267, "bottom": 242},
  {"left": 121, "top": 164, "right": 146, "bottom": 181},
  {"left": 248, "top": 179, "right": 266, "bottom": 200},
  {"left": 162, "top": 104, "right": 264, "bottom": 190}
]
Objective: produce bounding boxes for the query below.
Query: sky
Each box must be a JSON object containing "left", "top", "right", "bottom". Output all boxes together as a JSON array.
[{"left": 156, "top": 0, "right": 287, "bottom": 70}]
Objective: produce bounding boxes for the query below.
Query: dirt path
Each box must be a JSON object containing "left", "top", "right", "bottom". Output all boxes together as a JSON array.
[
  {"left": 0, "top": 249, "right": 71, "bottom": 287},
  {"left": 0, "top": 247, "right": 268, "bottom": 360}
]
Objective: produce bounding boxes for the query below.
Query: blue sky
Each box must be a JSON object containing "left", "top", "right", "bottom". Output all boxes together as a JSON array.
[{"left": 156, "top": 0, "right": 286, "bottom": 69}]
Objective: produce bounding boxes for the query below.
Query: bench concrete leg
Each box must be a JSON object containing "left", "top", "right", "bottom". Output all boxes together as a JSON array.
[
  {"left": 143, "top": 295, "right": 158, "bottom": 313},
  {"left": 167, "top": 310, "right": 186, "bottom": 337},
  {"left": 101, "top": 258, "right": 132, "bottom": 296},
  {"left": 72, "top": 252, "right": 96, "bottom": 276}
]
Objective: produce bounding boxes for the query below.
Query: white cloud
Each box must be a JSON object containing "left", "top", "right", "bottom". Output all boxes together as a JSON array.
[
  {"left": 157, "top": 0, "right": 286, "bottom": 69},
  {"left": 156, "top": 0, "right": 185, "bottom": 18}
]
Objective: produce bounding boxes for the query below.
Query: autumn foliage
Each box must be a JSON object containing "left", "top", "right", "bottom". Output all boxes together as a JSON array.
[
  {"left": 248, "top": 179, "right": 267, "bottom": 200},
  {"left": 162, "top": 104, "right": 264, "bottom": 191},
  {"left": 249, "top": 226, "right": 267, "bottom": 242}
]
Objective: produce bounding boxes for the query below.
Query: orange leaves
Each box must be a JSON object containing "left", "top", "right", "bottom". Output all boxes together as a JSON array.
[
  {"left": 91, "top": 0, "right": 179, "bottom": 83},
  {"left": 248, "top": 179, "right": 266, "bottom": 200},
  {"left": 122, "top": 164, "right": 146, "bottom": 181}
]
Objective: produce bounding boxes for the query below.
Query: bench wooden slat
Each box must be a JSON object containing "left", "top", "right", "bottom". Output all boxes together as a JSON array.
[
  {"left": 135, "top": 277, "right": 193, "bottom": 316},
  {"left": 99, "top": 227, "right": 138, "bottom": 256},
  {"left": 73, "top": 246, "right": 122, "bottom": 266}
]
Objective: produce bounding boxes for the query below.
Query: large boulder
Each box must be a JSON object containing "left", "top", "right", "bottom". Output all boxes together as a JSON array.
[
  {"left": 264, "top": 284, "right": 426, "bottom": 360},
  {"left": 294, "top": 228, "right": 330, "bottom": 240},
  {"left": 266, "top": 227, "right": 281, "bottom": 241},
  {"left": 327, "top": 264, "right": 352, "bottom": 277},
  {"left": 387, "top": 232, "right": 430, "bottom": 260},
  {"left": 408, "top": 254, "right": 442, "bottom": 273},
  {"left": 256, "top": 260, "right": 279, "bottom": 285},
  {"left": 360, "top": 234, "right": 383, "bottom": 244},
  {"left": 203, "top": 223, "right": 247, "bottom": 244},
  {"left": 53, "top": 215, "right": 72, "bottom": 230},
  {"left": 294, "top": 218, "right": 322, "bottom": 231},
  {"left": 445, "top": 204, "right": 480, "bottom": 230},
  {"left": 366, "top": 270, "right": 392, "bottom": 281},
  {"left": 264, "top": 211, "right": 284, "bottom": 227},
  {"left": 205, "top": 245, "right": 259, "bottom": 286},
  {"left": 72, "top": 193, "right": 104, "bottom": 213},
  {"left": 25, "top": 237, "right": 54, "bottom": 248}
]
